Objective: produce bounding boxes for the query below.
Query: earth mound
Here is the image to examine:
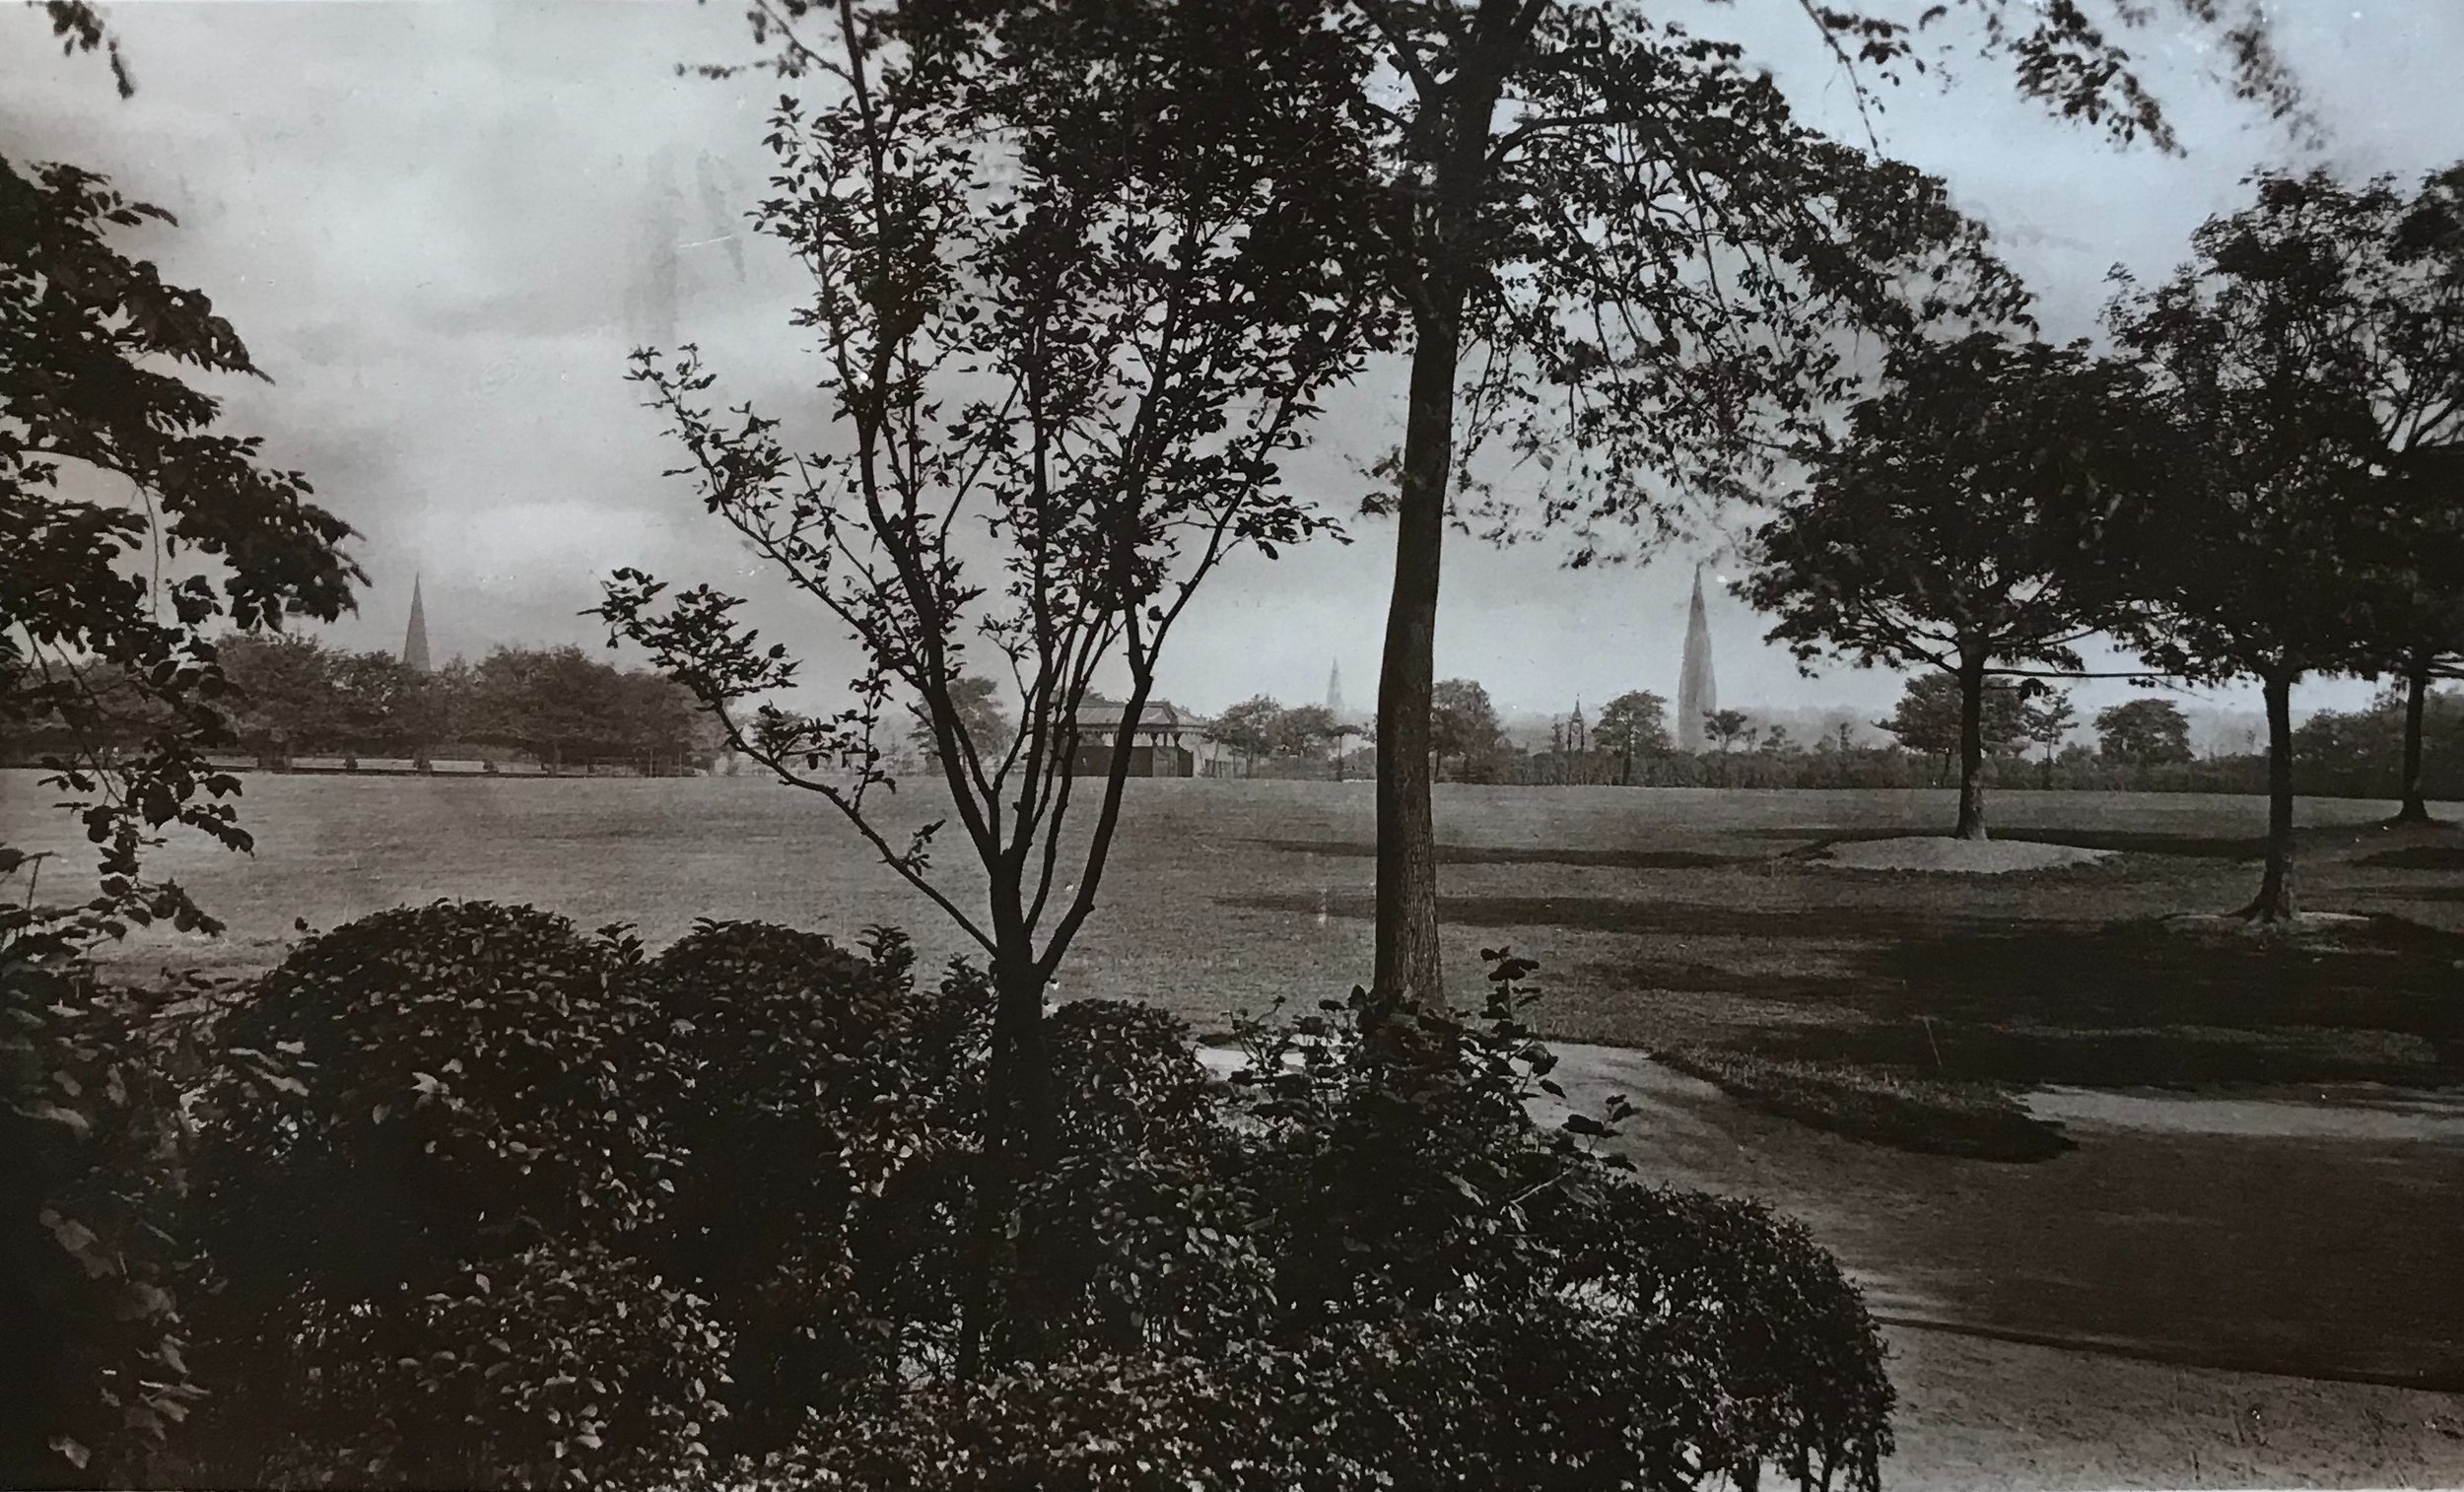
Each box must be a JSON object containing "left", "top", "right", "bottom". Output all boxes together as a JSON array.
[{"left": 1816, "top": 836, "right": 2113, "bottom": 874}]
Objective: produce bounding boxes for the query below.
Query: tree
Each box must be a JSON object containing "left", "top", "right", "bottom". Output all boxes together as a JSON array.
[
  {"left": 5, "top": 14, "right": 361, "bottom": 1481},
  {"left": 1204, "top": 695, "right": 1282, "bottom": 776},
  {"left": 1428, "top": 678, "right": 1504, "bottom": 781},
  {"left": 744, "top": 0, "right": 2309, "bottom": 1017},
  {"left": 2023, "top": 689, "right": 2077, "bottom": 784},
  {"left": 595, "top": 1, "right": 1379, "bottom": 1369},
  {"left": 218, "top": 632, "right": 339, "bottom": 766},
  {"left": 1877, "top": 673, "right": 2028, "bottom": 783},
  {"left": 1702, "top": 709, "right": 1755, "bottom": 754},
  {"left": 2350, "top": 169, "right": 2464, "bottom": 824},
  {"left": 1592, "top": 690, "right": 1668, "bottom": 783},
  {"left": 1269, "top": 703, "right": 1340, "bottom": 762},
  {"left": 913, "top": 677, "right": 1013, "bottom": 766},
  {"left": 2094, "top": 698, "right": 2194, "bottom": 768},
  {"left": 1747, "top": 332, "right": 2171, "bottom": 839},
  {"left": 2108, "top": 170, "right": 2403, "bottom": 920}
]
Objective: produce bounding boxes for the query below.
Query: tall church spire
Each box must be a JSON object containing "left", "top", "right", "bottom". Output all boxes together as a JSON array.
[
  {"left": 1326, "top": 659, "right": 1344, "bottom": 718},
  {"left": 1677, "top": 564, "right": 1717, "bottom": 752},
  {"left": 401, "top": 575, "right": 433, "bottom": 674}
]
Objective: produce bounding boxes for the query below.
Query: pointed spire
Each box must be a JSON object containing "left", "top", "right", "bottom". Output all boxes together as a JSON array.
[
  {"left": 401, "top": 575, "right": 433, "bottom": 673},
  {"left": 1326, "top": 659, "right": 1345, "bottom": 718},
  {"left": 1678, "top": 562, "right": 1717, "bottom": 752}
]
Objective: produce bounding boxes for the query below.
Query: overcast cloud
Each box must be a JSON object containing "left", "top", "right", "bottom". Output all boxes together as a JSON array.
[{"left": 8, "top": 1, "right": 2461, "bottom": 729}]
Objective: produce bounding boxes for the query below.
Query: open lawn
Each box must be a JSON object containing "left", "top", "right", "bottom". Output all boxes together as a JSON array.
[{"left": 7, "top": 771, "right": 2461, "bottom": 1486}]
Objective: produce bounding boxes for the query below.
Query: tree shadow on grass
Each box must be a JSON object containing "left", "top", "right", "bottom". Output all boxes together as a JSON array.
[
  {"left": 1244, "top": 839, "right": 1748, "bottom": 871},
  {"left": 1761, "top": 915, "right": 2464, "bottom": 1086},
  {"left": 2358, "top": 845, "right": 2464, "bottom": 871}
]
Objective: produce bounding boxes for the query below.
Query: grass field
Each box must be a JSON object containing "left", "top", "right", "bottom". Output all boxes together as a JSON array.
[{"left": 7, "top": 770, "right": 2462, "bottom": 1486}]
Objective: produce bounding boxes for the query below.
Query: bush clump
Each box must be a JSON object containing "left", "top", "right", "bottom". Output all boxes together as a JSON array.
[{"left": 154, "top": 905, "right": 1893, "bottom": 1491}]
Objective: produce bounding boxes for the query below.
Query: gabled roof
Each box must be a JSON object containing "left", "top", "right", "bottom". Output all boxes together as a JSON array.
[{"left": 1071, "top": 698, "right": 1190, "bottom": 730}]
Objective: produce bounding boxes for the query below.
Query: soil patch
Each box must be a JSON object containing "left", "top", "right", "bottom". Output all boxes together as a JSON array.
[{"left": 1818, "top": 836, "right": 2113, "bottom": 874}]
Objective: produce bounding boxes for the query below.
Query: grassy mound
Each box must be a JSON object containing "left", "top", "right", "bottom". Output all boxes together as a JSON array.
[{"left": 1657, "top": 1049, "right": 2075, "bottom": 1163}]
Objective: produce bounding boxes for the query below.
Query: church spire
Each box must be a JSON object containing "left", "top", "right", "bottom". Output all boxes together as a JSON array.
[
  {"left": 1677, "top": 563, "right": 1717, "bottom": 752},
  {"left": 401, "top": 575, "right": 433, "bottom": 674},
  {"left": 1326, "top": 659, "right": 1344, "bottom": 718}
]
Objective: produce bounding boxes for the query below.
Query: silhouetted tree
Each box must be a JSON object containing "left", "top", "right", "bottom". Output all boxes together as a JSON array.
[
  {"left": 1747, "top": 333, "right": 2170, "bottom": 839},
  {"left": 2108, "top": 170, "right": 2403, "bottom": 920},
  {"left": 595, "top": 0, "right": 1381, "bottom": 1369}
]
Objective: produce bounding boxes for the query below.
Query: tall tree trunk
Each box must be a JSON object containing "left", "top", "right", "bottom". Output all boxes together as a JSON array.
[
  {"left": 1373, "top": 319, "right": 1461, "bottom": 1020},
  {"left": 2243, "top": 670, "right": 2297, "bottom": 922},
  {"left": 2395, "top": 654, "right": 2433, "bottom": 825},
  {"left": 1953, "top": 656, "right": 1989, "bottom": 842}
]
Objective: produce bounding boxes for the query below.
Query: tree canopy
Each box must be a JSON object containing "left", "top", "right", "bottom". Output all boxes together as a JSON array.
[{"left": 1747, "top": 331, "right": 2171, "bottom": 837}]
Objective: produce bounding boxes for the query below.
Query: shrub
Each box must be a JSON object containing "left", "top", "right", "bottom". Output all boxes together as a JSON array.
[
  {"left": 633, "top": 919, "right": 986, "bottom": 1453},
  {"left": 225, "top": 1242, "right": 730, "bottom": 1490},
  {"left": 170, "top": 907, "right": 1892, "bottom": 1491},
  {"left": 1, "top": 938, "right": 211, "bottom": 1486},
  {"left": 185, "top": 901, "right": 681, "bottom": 1487}
]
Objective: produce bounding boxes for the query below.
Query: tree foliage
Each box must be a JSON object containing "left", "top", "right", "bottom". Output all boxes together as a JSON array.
[
  {"left": 1747, "top": 332, "right": 2170, "bottom": 837},
  {"left": 4, "top": 24, "right": 361, "bottom": 1477},
  {"left": 595, "top": 0, "right": 1389, "bottom": 1369},
  {"left": 2107, "top": 169, "right": 2420, "bottom": 916},
  {"left": 2094, "top": 698, "right": 2194, "bottom": 767}
]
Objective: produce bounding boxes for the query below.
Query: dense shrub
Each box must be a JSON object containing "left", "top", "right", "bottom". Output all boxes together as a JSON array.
[
  {"left": 1, "top": 932, "right": 211, "bottom": 1487},
  {"left": 184, "top": 902, "right": 689, "bottom": 1487},
  {"left": 231, "top": 1242, "right": 730, "bottom": 1490},
  {"left": 633, "top": 919, "right": 988, "bottom": 1453},
  {"left": 159, "top": 904, "right": 1890, "bottom": 1491}
]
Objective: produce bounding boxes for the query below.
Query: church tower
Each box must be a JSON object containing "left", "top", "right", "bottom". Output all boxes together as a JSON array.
[
  {"left": 1677, "top": 564, "right": 1717, "bottom": 752},
  {"left": 1326, "top": 659, "right": 1345, "bottom": 718},
  {"left": 401, "top": 576, "right": 433, "bottom": 674}
]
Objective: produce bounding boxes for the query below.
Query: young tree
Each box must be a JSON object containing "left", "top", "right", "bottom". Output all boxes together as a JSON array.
[
  {"left": 1204, "top": 694, "right": 1282, "bottom": 776},
  {"left": 2093, "top": 698, "right": 2194, "bottom": 768},
  {"left": 1702, "top": 709, "right": 1755, "bottom": 755},
  {"left": 2109, "top": 171, "right": 2403, "bottom": 920},
  {"left": 595, "top": 1, "right": 1380, "bottom": 1366},
  {"left": 1748, "top": 333, "right": 2171, "bottom": 838},
  {"left": 1592, "top": 689, "right": 1668, "bottom": 783},
  {"left": 2023, "top": 689, "right": 2077, "bottom": 784}
]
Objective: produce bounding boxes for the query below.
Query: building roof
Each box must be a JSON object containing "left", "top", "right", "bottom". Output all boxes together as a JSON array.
[{"left": 1071, "top": 698, "right": 1191, "bottom": 730}]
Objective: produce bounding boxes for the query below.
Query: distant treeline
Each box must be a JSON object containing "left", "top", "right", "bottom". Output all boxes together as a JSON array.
[
  {"left": 0, "top": 635, "right": 717, "bottom": 774},
  {"left": 1498, "top": 687, "right": 2464, "bottom": 799}
]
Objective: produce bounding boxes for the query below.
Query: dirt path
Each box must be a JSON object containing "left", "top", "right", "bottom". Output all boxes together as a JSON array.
[{"left": 1531, "top": 1043, "right": 2464, "bottom": 1487}]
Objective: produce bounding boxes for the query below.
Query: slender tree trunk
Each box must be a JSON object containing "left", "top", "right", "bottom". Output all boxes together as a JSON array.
[
  {"left": 1953, "top": 657, "right": 1989, "bottom": 841},
  {"left": 2395, "top": 655, "right": 2433, "bottom": 825},
  {"left": 1373, "top": 320, "right": 1461, "bottom": 1021},
  {"left": 2242, "top": 670, "right": 2297, "bottom": 922},
  {"left": 957, "top": 943, "right": 1053, "bottom": 1379}
]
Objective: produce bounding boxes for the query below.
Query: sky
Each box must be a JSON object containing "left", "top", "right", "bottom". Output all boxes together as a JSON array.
[{"left": 9, "top": 1, "right": 2462, "bottom": 737}]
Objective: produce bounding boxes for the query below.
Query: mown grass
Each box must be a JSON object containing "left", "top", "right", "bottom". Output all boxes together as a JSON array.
[{"left": 1653, "top": 1048, "right": 2076, "bottom": 1162}]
